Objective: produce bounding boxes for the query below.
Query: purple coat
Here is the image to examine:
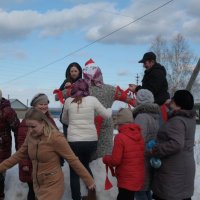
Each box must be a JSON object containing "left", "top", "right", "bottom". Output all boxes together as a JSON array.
[{"left": 0, "top": 98, "right": 20, "bottom": 163}]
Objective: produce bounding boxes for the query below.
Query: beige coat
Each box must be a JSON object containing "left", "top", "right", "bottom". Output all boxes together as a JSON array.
[{"left": 0, "top": 131, "right": 94, "bottom": 200}]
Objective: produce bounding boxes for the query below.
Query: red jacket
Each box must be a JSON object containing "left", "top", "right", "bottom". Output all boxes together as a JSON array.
[
  {"left": 103, "top": 124, "right": 145, "bottom": 191},
  {"left": 0, "top": 98, "right": 20, "bottom": 163},
  {"left": 17, "top": 112, "right": 58, "bottom": 182}
]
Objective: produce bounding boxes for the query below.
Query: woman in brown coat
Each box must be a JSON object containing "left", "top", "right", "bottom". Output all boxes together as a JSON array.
[
  {"left": 17, "top": 93, "right": 58, "bottom": 200},
  {"left": 0, "top": 108, "right": 95, "bottom": 200}
]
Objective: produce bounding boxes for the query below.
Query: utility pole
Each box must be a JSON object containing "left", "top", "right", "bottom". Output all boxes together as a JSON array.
[
  {"left": 27, "top": 99, "right": 29, "bottom": 107},
  {"left": 186, "top": 58, "right": 200, "bottom": 91},
  {"left": 136, "top": 74, "right": 139, "bottom": 85}
]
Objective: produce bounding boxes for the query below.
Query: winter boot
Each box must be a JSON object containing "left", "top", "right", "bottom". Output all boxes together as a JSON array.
[
  {"left": 0, "top": 193, "right": 5, "bottom": 200},
  {"left": 87, "top": 189, "right": 96, "bottom": 200},
  {"left": 81, "top": 196, "right": 88, "bottom": 200}
]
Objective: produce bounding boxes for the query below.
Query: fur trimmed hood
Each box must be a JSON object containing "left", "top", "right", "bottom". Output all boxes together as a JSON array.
[
  {"left": 169, "top": 109, "right": 196, "bottom": 119},
  {"left": 132, "top": 103, "right": 160, "bottom": 118}
]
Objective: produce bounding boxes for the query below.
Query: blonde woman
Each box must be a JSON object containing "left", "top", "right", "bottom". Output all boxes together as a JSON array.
[
  {"left": 17, "top": 93, "right": 59, "bottom": 200},
  {"left": 0, "top": 108, "right": 95, "bottom": 200}
]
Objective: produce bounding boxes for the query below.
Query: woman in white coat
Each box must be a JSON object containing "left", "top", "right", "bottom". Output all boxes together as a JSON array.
[{"left": 61, "top": 78, "right": 112, "bottom": 200}]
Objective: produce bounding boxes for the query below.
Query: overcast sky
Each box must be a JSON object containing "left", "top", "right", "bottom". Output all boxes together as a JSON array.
[{"left": 0, "top": 0, "right": 199, "bottom": 107}]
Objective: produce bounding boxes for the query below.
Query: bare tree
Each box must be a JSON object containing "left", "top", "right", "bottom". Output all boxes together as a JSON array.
[{"left": 149, "top": 34, "right": 198, "bottom": 96}]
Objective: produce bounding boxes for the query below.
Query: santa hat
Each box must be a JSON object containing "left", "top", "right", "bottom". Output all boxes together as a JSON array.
[{"left": 85, "top": 58, "right": 96, "bottom": 67}]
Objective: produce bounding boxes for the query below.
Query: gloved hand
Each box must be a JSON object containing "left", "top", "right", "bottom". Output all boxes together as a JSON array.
[
  {"left": 150, "top": 157, "right": 162, "bottom": 169},
  {"left": 147, "top": 139, "right": 161, "bottom": 169}
]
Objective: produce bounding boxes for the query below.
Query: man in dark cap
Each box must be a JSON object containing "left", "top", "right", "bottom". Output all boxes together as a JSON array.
[{"left": 129, "top": 51, "right": 170, "bottom": 106}]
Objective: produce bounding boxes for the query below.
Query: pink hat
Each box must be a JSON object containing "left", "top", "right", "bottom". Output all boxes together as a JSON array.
[{"left": 83, "top": 58, "right": 103, "bottom": 87}]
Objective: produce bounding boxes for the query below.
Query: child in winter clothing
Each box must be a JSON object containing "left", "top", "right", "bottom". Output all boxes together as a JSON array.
[
  {"left": 133, "top": 89, "right": 160, "bottom": 200},
  {"left": 102, "top": 108, "right": 145, "bottom": 200}
]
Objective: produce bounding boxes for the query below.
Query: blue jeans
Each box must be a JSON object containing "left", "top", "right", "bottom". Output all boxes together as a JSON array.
[
  {"left": 135, "top": 191, "right": 152, "bottom": 200},
  {"left": 69, "top": 141, "right": 97, "bottom": 200}
]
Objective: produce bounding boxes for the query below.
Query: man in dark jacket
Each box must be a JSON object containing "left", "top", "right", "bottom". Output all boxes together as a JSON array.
[
  {"left": 0, "top": 89, "right": 20, "bottom": 199},
  {"left": 129, "top": 52, "right": 170, "bottom": 106}
]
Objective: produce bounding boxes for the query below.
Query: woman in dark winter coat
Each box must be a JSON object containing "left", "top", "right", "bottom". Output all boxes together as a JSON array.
[
  {"left": 58, "top": 62, "right": 82, "bottom": 137},
  {"left": 133, "top": 89, "right": 160, "bottom": 200},
  {"left": 59, "top": 62, "right": 82, "bottom": 91},
  {"left": 103, "top": 108, "right": 145, "bottom": 200},
  {"left": 151, "top": 90, "right": 196, "bottom": 200},
  {"left": 17, "top": 93, "right": 58, "bottom": 200},
  {"left": 0, "top": 89, "right": 20, "bottom": 199}
]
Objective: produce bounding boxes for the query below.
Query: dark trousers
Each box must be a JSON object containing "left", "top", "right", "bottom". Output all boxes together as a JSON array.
[
  {"left": 0, "top": 173, "right": 5, "bottom": 198},
  {"left": 117, "top": 188, "right": 135, "bottom": 200},
  {"left": 152, "top": 194, "right": 191, "bottom": 200},
  {"left": 135, "top": 191, "right": 152, "bottom": 200},
  {"left": 27, "top": 182, "right": 36, "bottom": 200},
  {"left": 62, "top": 124, "right": 68, "bottom": 138},
  {"left": 69, "top": 141, "right": 97, "bottom": 200}
]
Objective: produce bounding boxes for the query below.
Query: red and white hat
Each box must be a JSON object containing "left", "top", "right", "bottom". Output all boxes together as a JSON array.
[{"left": 85, "top": 58, "right": 96, "bottom": 67}]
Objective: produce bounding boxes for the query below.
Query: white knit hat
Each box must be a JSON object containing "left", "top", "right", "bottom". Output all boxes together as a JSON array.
[
  {"left": 136, "top": 89, "right": 154, "bottom": 104},
  {"left": 30, "top": 93, "right": 49, "bottom": 106},
  {"left": 0, "top": 89, "right": 2, "bottom": 100}
]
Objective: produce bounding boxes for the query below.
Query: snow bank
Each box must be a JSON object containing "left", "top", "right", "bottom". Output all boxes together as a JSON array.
[{"left": 3, "top": 120, "right": 200, "bottom": 200}]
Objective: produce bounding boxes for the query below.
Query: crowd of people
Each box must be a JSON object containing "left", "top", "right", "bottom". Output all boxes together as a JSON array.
[{"left": 0, "top": 51, "right": 197, "bottom": 200}]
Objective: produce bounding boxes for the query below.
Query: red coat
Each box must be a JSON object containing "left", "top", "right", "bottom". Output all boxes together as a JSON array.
[
  {"left": 103, "top": 124, "right": 145, "bottom": 191},
  {"left": 17, "top": 112, "right": 58, "bottom": 182},
  {"left": 0, "top": 98, "right": 20, "bottom": 163}
]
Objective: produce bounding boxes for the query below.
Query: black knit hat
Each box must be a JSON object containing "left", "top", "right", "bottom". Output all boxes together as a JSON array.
[{"left": 172, "top": 90, "right": 194, "bottom": 110}]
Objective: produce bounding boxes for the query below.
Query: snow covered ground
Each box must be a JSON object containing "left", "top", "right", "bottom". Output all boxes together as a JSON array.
[{"left": 3, "top": 119, "right": 200, "bottom": 200}]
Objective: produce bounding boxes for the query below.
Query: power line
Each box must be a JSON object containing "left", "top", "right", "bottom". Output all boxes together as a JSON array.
[{"left": 1, "top": 0, "right": 175, "bottom": 85}]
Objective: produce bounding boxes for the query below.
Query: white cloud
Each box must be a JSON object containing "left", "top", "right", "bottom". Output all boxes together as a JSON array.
[
  {"left": 117, "top": 70, "right": 130, "bottom": 76},
  {"left": 0, "top": 0, "right": 199, "bottom": 43}
]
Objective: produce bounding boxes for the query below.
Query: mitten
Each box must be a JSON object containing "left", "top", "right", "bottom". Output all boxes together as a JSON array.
[{"left": 147, "top": 139, "right": 162, "bottom": 169}]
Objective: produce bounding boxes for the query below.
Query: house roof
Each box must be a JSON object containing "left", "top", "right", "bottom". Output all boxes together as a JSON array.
[{"left": 9, "top": 99, "right": 28, "bottom": 109}]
